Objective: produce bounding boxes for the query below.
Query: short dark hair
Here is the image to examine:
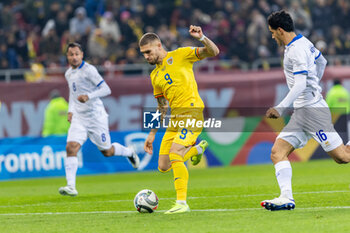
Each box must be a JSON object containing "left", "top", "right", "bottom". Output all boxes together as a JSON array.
[
  {"left": 66, "top": 42, "right": 83, "bottom": 53},
  {"left": 139, "top": 33, "right": 161, "bottom": 47},
  {"left": 268, "top": 10, "right": 294, "bottom": 32},
  {"left": 333, "top": 79, "right": 341, "bottom": 85}
]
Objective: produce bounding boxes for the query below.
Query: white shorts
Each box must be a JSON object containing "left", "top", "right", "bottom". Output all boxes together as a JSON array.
[
  {"left": 277, "top": 99, "right": 343, "bottom": 152},
  {"left": 67, "top": 113, "right": 111, "bottom": 150}
]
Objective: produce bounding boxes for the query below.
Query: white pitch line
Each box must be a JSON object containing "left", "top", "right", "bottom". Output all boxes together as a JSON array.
[
  {"left": 0, "top": 190, "right": 348, "bottom": 209},
  {"left": 2, "top": 206, "right": 350, "bottom": 216}
]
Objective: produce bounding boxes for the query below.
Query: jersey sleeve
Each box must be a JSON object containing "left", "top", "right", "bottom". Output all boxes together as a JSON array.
[
  {"left": 87, "top": 65, "right": 104, "bottom": 87},
  {"left": 315, "top": 51, "right": 327, "bottom": 79},
  {"left": 154, "top": 91, "right": 163, "bottom": 98},
  {"left": 290, "top": 49, "right": 308, "bottom": 76},
  {"left": 150, "top": 70, "right": 163, "bottom": 98},
  {"left": 177, "top": 47, "right": 202, "bottom": 63},
  {"left": 153, "top": 82, "right": 163, "bottom": 98}
]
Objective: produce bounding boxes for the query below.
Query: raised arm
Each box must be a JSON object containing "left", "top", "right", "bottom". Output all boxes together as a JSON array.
[{"left": 189, "top": 25, "right": 219, "bottom": 59}]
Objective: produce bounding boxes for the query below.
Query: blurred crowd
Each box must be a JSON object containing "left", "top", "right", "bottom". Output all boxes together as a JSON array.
[{"left": 0, "top": 0, "right": 350, "bottom": 71}]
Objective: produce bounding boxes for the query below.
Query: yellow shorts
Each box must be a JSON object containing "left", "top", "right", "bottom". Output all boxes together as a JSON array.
[{"left": 159, "top": 110, "right": 203, "bottom": 155}]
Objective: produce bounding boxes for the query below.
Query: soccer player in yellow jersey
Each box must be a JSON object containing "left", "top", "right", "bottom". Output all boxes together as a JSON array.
[{"left": 139, "top": 25, "right": 219, "bottom": 214}]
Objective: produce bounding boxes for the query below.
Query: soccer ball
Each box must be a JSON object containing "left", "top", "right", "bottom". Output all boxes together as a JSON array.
[{"left": 134, "top": 189, "right": 159, "bottom": 213}]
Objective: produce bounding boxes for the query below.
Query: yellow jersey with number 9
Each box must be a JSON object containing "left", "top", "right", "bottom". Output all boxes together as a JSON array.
[{"left": 150, "top": 47, "right": 204, "bottom": 113}]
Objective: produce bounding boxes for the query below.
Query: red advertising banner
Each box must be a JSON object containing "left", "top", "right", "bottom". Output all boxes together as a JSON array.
[{"left": 1, "top": 67, "right": 350, "bottom": 138}]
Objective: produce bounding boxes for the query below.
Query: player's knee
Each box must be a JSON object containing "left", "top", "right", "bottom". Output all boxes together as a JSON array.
[
  {"left": 158, "top": 159, "right": 171, "bottom": 171},
  {"left": 101, "top": 149, "right": 114, "bottom": 157},
  {"left": 66, "top": 143, "right": 80, "bottom": 156},
  {"left": 158, "top": 164, "right": 171, "bottom": 172},
  {"left": 335, "top": 155, "right": 350, "bottom": 164},
  {"left": 270, "top": 146, "right": 284, "bottom": 163},
  {"left": 330, "top": 146, "right": 350, "bottom": 164}
]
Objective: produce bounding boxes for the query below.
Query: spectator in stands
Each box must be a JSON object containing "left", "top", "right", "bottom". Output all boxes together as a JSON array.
[
  {"left": 0, "top": 4, "right": 14, "bottom": 30},
  {"left": 311, "top": 0, "right": 332, "bottom": 35},
  {"left": 329, "top": 25, "right": 344, "bottom": 55},
  {"left": 69, "top": 7, "right": 95, "bottom": 37},
  {"left": 326, "top": 79, "right": 350, "bottom": 114},
  {"left": 1, "top": 0, "right": 350, "bottom": 71},
  {"left": 289, "top": 1, "right": 312, "bottom": 36},
  {"left": 39, "top": 28, "right": 60, "bottom": 65},
  {"left": 42, "top": 89, "right": 70, "bottom": 137},
  {"left": 142, "top": 4, "right": 158, "bottom": 30},
  {"left": 99, "top": 11, "right": 121, "bottom": 43},
  {"left": 55, "top": 11, "right": 69, "bottom": 38},
  {"left": 87, "top": 28, "right": 108, "bottom": 60},
  {"left": 246, "top": 9, "right": 269, "bottom": 61},
  {"left": 27, "top": 30, "right": 40, "bottom": 61},
  {"left": 85, "top": 0, "right": 105, "bottom": 21},
  {"left": 1, "top": 39, "right": 19, "bottom": 68}
]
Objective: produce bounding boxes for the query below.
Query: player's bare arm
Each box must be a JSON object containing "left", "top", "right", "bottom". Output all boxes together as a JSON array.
[
  {"left": 189, "top": 25, "right": 219, "bottom": 59},
  {"left": 157, "top": 96, "right": 168, "bottom": 121},
  {"left": 67, "top": 112, "right": 73, "bottom": 123},
  {"left": 266, "top": 107, "right": 280, "bottom": 119},
  {"left": 144, "top": 96, "right": 168, "bottom": 154}
]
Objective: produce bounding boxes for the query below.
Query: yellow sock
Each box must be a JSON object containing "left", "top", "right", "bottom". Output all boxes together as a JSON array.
[
  {"left": 158, "top": 166, "right": 172, "bottom": 173},
  {"left": 169, "top": 153, "right": 188, "bottom": 201},
  {"left": 183, "top": 146, "right": 198, "bottom": 161}
]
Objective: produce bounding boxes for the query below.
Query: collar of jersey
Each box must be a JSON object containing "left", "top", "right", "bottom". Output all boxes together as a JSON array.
[
  {"left": 78, "top": 61, "right": 85, "bottom": 69},
  {"left": 286, "top": 34, "right": 303, "bottom": 47}
]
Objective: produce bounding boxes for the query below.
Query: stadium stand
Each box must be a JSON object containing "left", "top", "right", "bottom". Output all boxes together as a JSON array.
[{"left": 0, "top": 0, "right": 350, "bottom": 79}]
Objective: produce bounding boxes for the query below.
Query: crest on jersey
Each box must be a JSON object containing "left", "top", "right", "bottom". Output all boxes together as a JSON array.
[{"left": 167, "top": 57, "right": 173, "bottom": 65}]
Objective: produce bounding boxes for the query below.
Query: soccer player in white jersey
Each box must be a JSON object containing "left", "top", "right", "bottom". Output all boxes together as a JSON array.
[
  {"left": 59, "top": 42, "right": 140, "bottom": 196},
  {"left": 261, "top": 10, "right": 350, "bottom": 210}
]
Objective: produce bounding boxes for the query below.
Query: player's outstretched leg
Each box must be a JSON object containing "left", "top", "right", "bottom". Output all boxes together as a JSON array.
[
  {"left": 111, "top": 142, "right": 140, "bottom": 169},
  {"left": 261, "top": 197, "right": 295, "bottom": 211},
  {"left": 191, "top": 140, "right": 209, "bottom": 166},
  {"left": 127, "top": 147, "right": 140, "bottom": 169}
]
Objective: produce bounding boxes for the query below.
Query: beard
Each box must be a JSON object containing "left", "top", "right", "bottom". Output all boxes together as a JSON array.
[
  {"left": 70, "top": 61, "right": 80, "bottom": 68},
  {"left": 148, "top": 55, "right": 159, "bottom": 65},
  {"left": 275, "top": 38, "right": 283, "bottom": 46}
]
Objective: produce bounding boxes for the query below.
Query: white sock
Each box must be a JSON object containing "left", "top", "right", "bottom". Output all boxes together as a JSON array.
[
  {"left": 195, "top": 144, "right": 203, "bottom": 155},
  {"left": 65, "top": 156, "right": 78, "bottom": 188},
  {"left": 176, "top": 200, "right": 187, "bottom": 205},
  {"left": 275, "top": 160, "right": 293, "bottom": 200},
  {"left": 112, "top": 142, "right": 133, "bottom": 157},
  {"left": 346, "top": 141, "right": 350, "bottom": 146}
]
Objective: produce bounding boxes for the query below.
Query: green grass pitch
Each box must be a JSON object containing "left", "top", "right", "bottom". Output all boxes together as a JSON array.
[{"left": 1, "top": 159, "right": 350, "bottom": 233}]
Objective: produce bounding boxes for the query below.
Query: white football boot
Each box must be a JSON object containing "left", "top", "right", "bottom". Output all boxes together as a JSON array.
[
  {"left": 261, "top": 196, "right": 295, "bottom": 211},
  {"left": 59, "top": 186, "right": 78, "bottom": 197}
]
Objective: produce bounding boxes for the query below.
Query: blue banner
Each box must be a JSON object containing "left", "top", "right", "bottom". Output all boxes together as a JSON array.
[{"left": 0, "top": 131, "right": 164, "bottom": 180}]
